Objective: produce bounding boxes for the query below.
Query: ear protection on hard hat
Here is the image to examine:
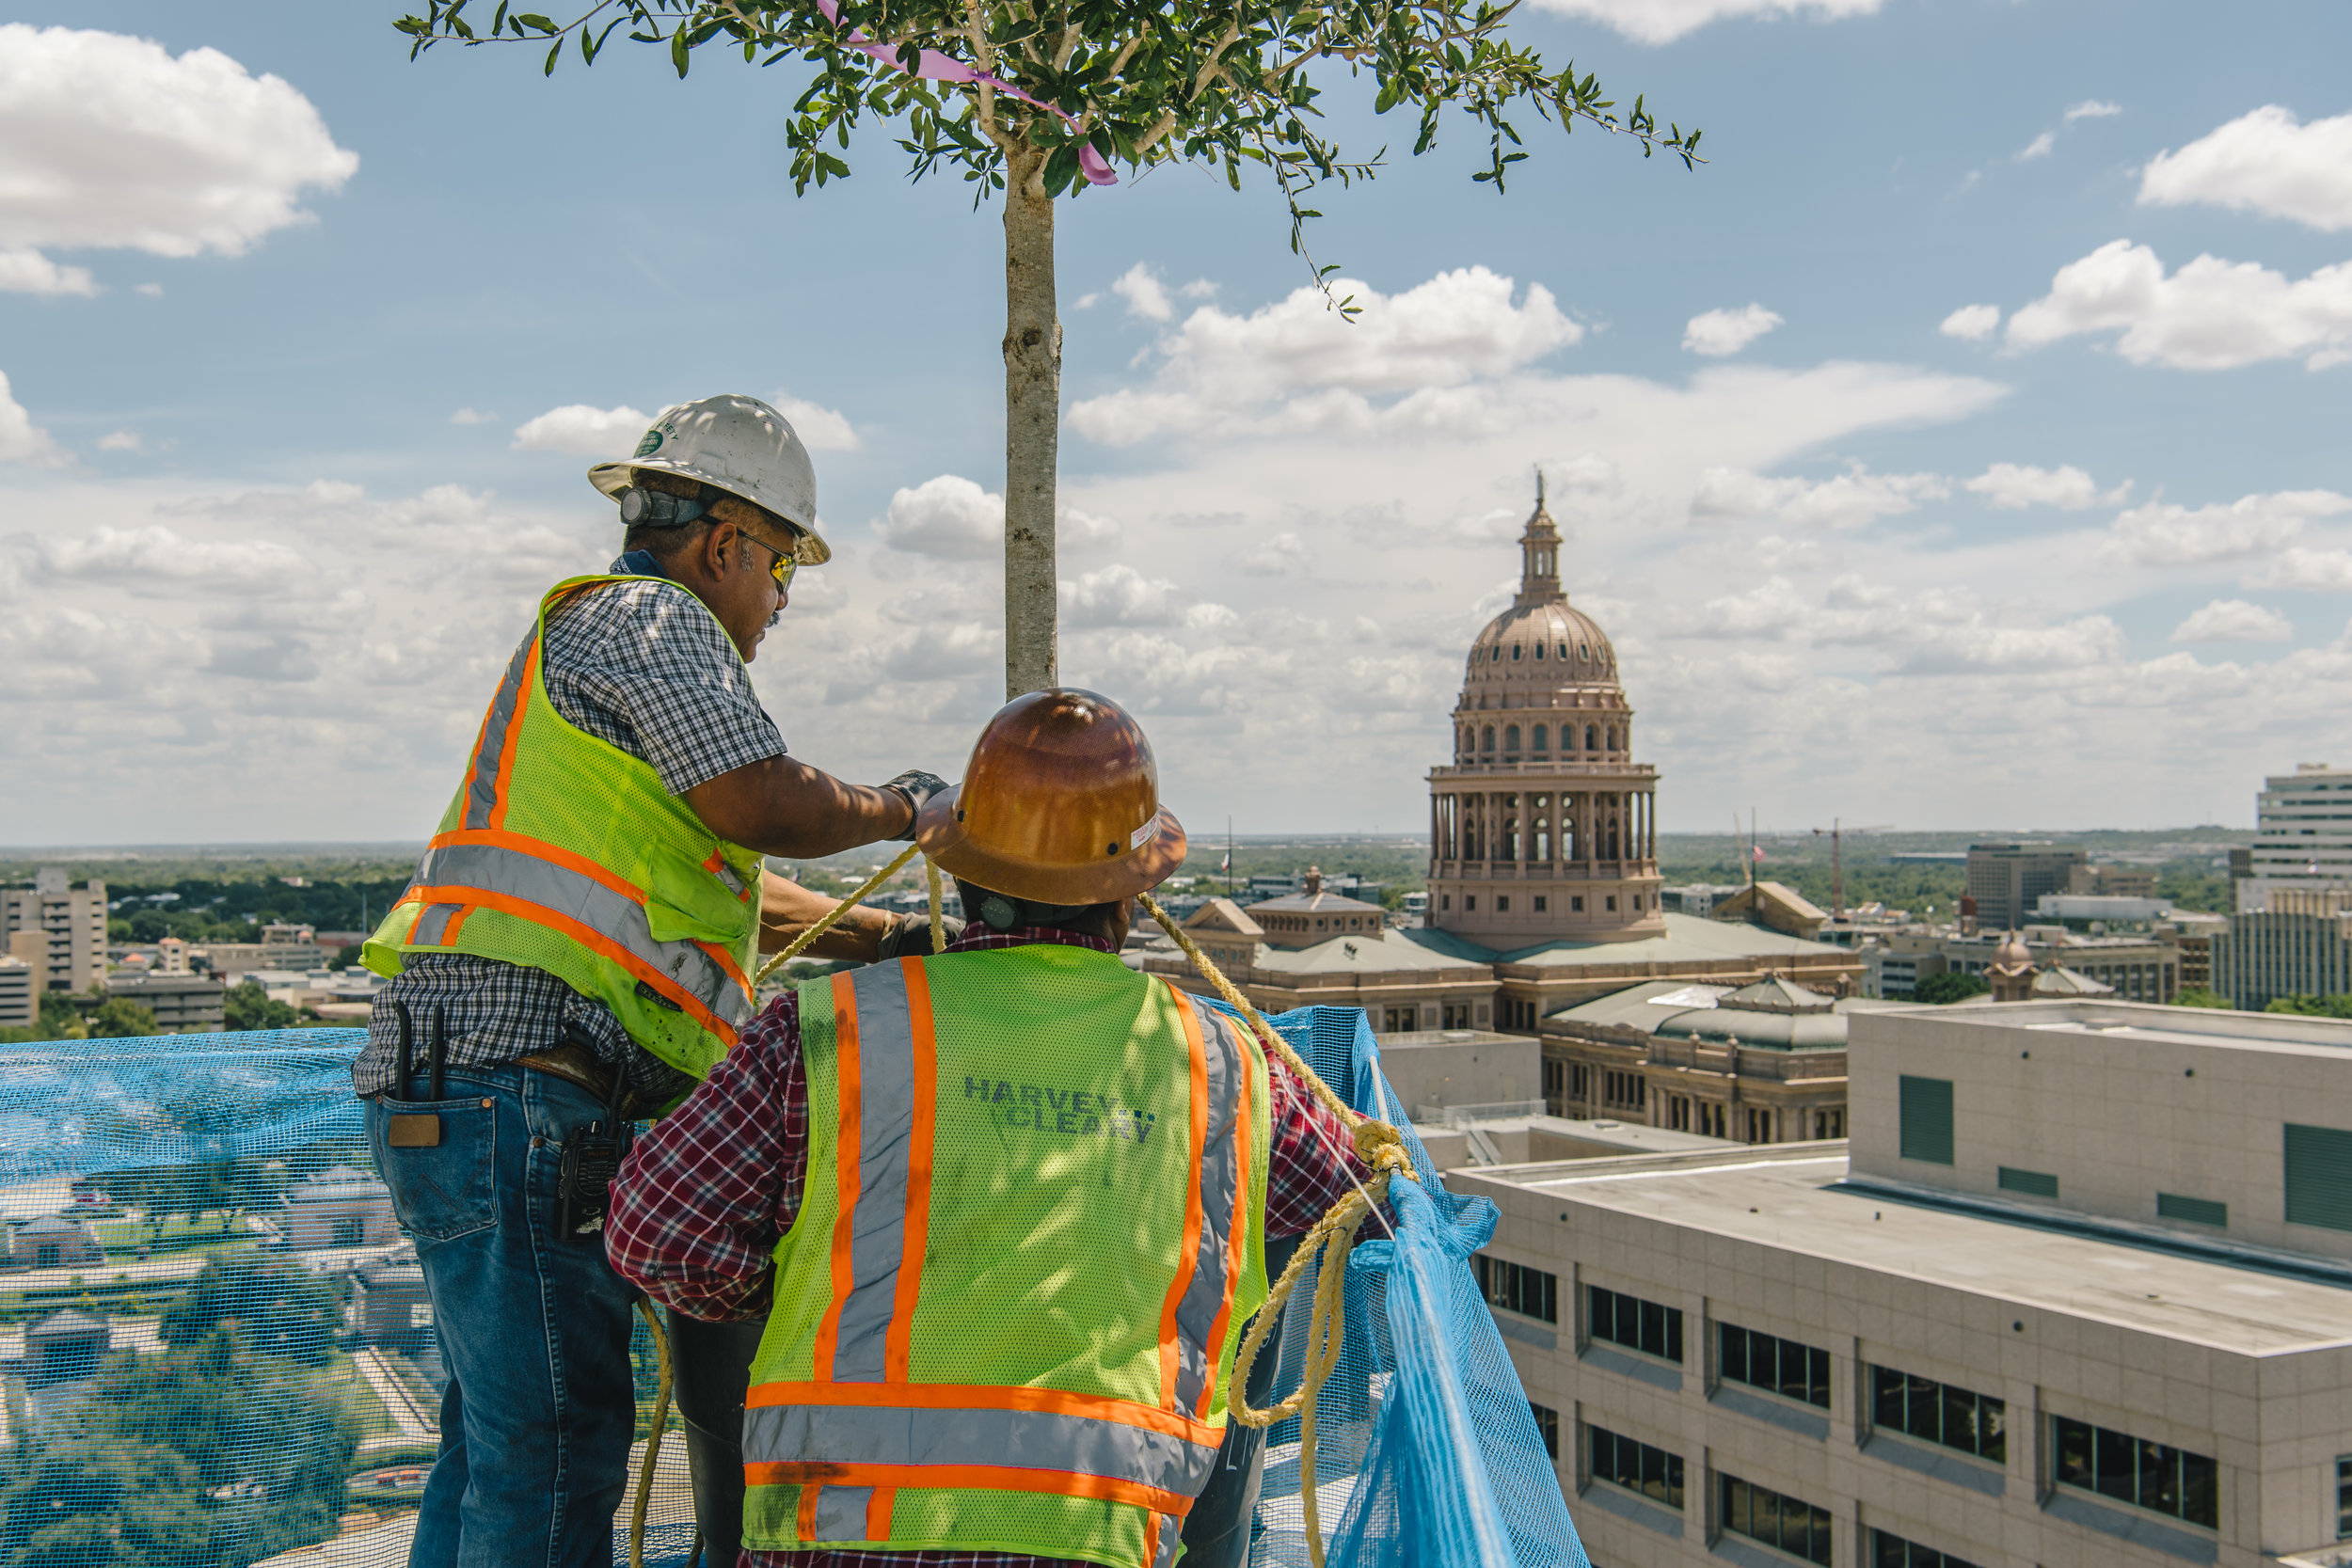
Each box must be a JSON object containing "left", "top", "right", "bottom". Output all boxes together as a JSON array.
[{"left": 616, "top": 486, "right": 710, "bottom": 530}]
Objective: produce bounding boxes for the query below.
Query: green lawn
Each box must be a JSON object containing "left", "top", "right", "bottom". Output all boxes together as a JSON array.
[{"left": 92, "top": 1212, "right": 253, "bottom": 1252}]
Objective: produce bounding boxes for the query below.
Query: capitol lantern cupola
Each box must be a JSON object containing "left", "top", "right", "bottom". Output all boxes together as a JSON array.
[{"left": 1427, "top": 480, "right": 1663, "bottom": 943}]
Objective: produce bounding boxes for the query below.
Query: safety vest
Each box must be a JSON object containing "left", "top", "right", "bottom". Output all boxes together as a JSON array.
[
  {"left": 742, "top": 944, "right": 1272, "bottom": 1568},
  {"left": 361, "top": 574, "right": 765, "bottom": 1083}
]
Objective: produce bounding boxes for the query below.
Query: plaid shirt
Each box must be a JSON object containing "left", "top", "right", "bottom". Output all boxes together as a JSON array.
[
  {"left": 352, "top": 556, "right": 788, "bottom": 1102},
  {"left": 605, "top": 926, "right": 1371, "bottom": 1568}
]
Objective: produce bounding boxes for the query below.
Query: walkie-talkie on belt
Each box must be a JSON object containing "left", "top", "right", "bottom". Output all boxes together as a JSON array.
[{"left": 556, "top": 1037, "right": 633, "bottom": 1238}]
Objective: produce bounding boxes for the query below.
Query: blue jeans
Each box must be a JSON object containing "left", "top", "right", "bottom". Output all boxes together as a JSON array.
[{"left": 366, "top": 1066, "right": 640, "bottom": 1568}]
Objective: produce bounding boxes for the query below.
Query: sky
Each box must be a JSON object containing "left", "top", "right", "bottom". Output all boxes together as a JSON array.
[{"left": 2, "top": 0, "right": 2350, "bottom": 846}]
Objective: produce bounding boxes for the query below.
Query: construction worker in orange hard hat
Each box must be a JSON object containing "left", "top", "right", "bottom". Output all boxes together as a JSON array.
[{"left": 605, "top": 689, "right": 1371, "bottom": 1568}]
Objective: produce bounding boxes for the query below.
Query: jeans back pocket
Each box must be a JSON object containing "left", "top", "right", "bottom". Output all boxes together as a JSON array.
[{"left": 370, "top": 1095, "right": 498, "bottom": 1243}]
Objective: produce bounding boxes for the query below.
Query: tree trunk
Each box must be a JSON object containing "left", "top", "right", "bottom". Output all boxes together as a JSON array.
[{"left": 1001, "top": 141, "right": 1060, "bottom": 699}]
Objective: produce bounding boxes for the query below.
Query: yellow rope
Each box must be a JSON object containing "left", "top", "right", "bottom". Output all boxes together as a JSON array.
[
  {"left": 926, "top": 858, "right": 947, "bottom": 955},
  {"left": 628, "top": 1298, "right": 673, "bottom": 1568},
  {"left": 1137, "top": 891, "right": 1417, "bottom": 1568},
  {"left": 753, "top": 844, "right": 921, "bottom": 986}
]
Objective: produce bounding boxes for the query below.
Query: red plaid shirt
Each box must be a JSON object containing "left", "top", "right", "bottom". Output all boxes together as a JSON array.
[{"left": 605, "top": 926, "right": 1370, "bottom": 1568}]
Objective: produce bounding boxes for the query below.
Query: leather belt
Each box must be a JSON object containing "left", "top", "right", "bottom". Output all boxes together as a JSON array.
[{"left": 516, "top": 1042, "right": 622, "bottom": 1106}]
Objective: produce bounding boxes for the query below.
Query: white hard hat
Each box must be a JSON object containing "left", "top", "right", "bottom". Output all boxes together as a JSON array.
[{"left": 588, "top": 394, "right": 832, "bottom": 565}]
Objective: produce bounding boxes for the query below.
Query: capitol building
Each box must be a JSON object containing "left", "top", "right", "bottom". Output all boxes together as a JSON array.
[{"left": 1145, "top": 485, "right": 1861, "bottom": 1110}]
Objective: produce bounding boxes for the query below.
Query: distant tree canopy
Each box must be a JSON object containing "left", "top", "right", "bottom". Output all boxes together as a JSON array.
[
  {"left": 163, "top": 1254, "right": 345, "bottom": 1367},
  {"left": 223, "top": 982, "right": 304, "bottom": 1034},
  {"left": 2263, "top": 993, "right": 2352, "bottom": 1018},
  {"left": 87, "top": 998, "right": 159, "bottom": 1038},
  {"left": 0, "top": 1326, "right": 358, "bottom": 1567},
  {"left": 1915, "top": 972, "right": 1991, "bottom": 1006},
  {"left": 2171, "top": 987, "right": 2232, "bottom": 1009}
]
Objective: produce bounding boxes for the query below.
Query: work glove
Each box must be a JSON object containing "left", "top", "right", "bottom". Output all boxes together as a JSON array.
[
  {"left": 877, "top": 911, "right": 966, "bottom": 959},
  {"left": 879, "top": 769, "right": 952, "bottom": 840}
]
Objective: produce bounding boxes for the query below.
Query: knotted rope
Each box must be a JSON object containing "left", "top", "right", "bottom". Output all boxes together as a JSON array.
[
  {"left": 628, "top": 1298, "right": 674, "bottom": 1568},
  {"left": 1138, "top": 892, "right": 1417, "bottom": 1568}
]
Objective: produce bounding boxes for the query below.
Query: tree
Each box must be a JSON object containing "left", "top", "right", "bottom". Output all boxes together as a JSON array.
[
  {"left": 222, "top": 981, "right": 301, "bottom": 1034},
  {"left": 393, "top": 0, "right": 1697, "bottom": 696},
  {"left": 2169, "top": 987, "right": 2231, "bottom": 1009},
  {"left": 87, "top": 998, "right": 159, "bottom": 1038},
  {"left": 2264, "top": 992, "right": 2352, "bottom": 1018},
  {"left": 162, "top": 1255, "right": 346, "bottom": 1368},
  {"left": 1914, "top": 972, "right": 1990, "bottom": 1006}
]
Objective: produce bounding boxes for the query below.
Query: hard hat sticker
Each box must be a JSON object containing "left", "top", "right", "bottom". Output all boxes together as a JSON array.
[
  {"left": 633, "top": 427, "right": 666, "bottom": 458},
  {"left": 1132, "top": 816, "right": 1160, "bottom": 849}
]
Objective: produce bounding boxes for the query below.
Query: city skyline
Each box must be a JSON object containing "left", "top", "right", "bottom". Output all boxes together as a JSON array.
[{"left": 3, "top": 3, "right": 2350, "bottom": 843}]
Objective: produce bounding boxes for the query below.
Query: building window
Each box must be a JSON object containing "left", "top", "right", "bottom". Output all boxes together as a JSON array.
[
  {"left": 2285, "top": 1123, "right": 2352, "bottom": 1231},
  {"left": 1533, "top": 724, "right": 1549, "bottom": 752},
  {"left": 1530, "top": 1402, "right": 1559, "bottom": 1461},
  {"left": 1542, "top": 1058, "right": 1565, "bottom": 1112},
  {"left": 1872, "top": 1528, "right": 1982, "bottom": 1568},
  {"left": 1720, "top": 1323, "right": 1830, "bottom": 1408},
  {"left": 1483, "top": 726, "right": 1496, "bottom": 752},
  {"left": 1534, "top": 895, "right": 1548, "bottom": 912},
  {"left": 1872, "top": 1367, "right": 2006, "bottom": 1462},
  {"left": 1587, "top": 1422, "right": 1683, "bottom": 1511},
  {"left": 333, "top": 1217, "right": 365, "bottom": 1247},
  {"left": 1497, "top": 896, "right": 1511, "bottom": 912},
  {"left": 2053, "top": 1416, "right": 2217, "bottom": 1528},
  {"left": 1475, "top": 1255, "right": 1558, "bottom": 1323},
  {"left": 2336, "top": 1453, "right": 2350, "bottom": 1539},
  {"left": 1586, "top": 725, "right": 1598, "bottom": 750},
  {"left": 1571, "top": 896, "right": 1584, "bottom": 911},
  {"left": 1605, "top": 726, "right": 1618, "bottom": 752},
  {"left": 1899, "top": 1075, "right": 1955, "bottom": 1164},
  {"left": 1746, "top": 1107, "right": 1773, "bottom": 1144},
  {"left": 1441, "top": 895, "right": 1451, "bottom": 910},
  {"left": 1604, "top": 1070, "right": 1645, "bottom": 1111},
  {"left": 1997, "top": 1166, "right": 2058, "bottom": 1199},
  {"left": 1569, "top": 1064, "right": 1591, "bottom": 1100},
  {"left": 1442, "top": 1002, "right": 1472, "bottom": 1029},
  {"left": 1504, "top": 725, "right": 1521, "bottom": 752},
  {"left": 1719, "top": 1473, "right": 1832, "bottom": 1566},
  {"left": 1812, "top": 1109, "right": 1845, "bottom": 1139},
  {"left": 1605, "top": 895, "right": 1617, "bottom": 911},
  {"left": 1465, "top": 895, "right": 1476, "bottom": 911},
  {"left": 1698, "top": 1101, "right": 1725, "bottom": 1137},
  {"left": 1588, "top": 1284, "right": 1681, "bottom": 1362}
]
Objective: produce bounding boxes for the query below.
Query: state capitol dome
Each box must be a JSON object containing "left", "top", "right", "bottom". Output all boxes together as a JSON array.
[{"left": 1427, "top": 479, "right": 1661, "bottom": 945}]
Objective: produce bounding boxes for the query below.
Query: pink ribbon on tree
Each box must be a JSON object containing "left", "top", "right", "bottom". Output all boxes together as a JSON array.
[{"left": 811, "top": 0, "right": 1119, "bottom": 185}]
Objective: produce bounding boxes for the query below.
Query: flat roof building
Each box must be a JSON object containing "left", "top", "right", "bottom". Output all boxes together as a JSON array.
[
  {"left": 1964, "top": 843, "right": 2088, "bottom": 933},
  {"left": 1454, "top": 998, "right": 2352, "bottom": 1568},
  {"left": 2244, "top": 764, "right": 2352, "bottom": 913},
  {"left": 0, "top": 869, "right": 107, "bottom": 997}
]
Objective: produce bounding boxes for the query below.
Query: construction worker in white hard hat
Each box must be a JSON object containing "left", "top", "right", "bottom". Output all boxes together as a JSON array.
[
  {"left": 604, "top": 689, "right": 1371, "bottom": 1568},
  {"left": 356, "top": 394, "right": 956, "bottom": 1568}
]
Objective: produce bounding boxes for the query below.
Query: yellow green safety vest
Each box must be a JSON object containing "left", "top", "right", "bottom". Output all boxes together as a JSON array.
[
  {"left": 743, "top": 944, "right": 1273, "bottom": 1568},
  {"left": 361, "top": 574, "right": 766, "bottom": 1082}
]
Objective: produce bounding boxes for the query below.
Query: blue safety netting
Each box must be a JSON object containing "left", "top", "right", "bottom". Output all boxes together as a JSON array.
[
  {"left": 1205, "top": 1002, "right": 1588, "bottom": 1568},
  {"left": 0, "top": 1016, "right": 1581, "bottom": 1568}
]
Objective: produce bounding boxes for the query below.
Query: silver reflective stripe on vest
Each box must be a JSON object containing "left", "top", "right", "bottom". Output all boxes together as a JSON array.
[
  {"left": 1151, "top": 1512, "right": 1182, "bottom": 1568},
  {"left": 411, "top": 839, "right": 750, "bottom": 1025},
  {"left": 812, "top": 1484, "right": 873, "bottom": 1542},
  {"left": 833, "top": 961, "right": 916, "bottom": 1382},
  {"left": 409, "top": 903, "right": 464, "bottom": 946},
  {"left": 743, "top": 1402, "right": 1220, "bottom": 1500},
  {"left": 1171, "top": 1003, "right": 1247, "bottom": 1414},
  {"left": 464, "top": 632, "right": 538, "bottom": 831}
]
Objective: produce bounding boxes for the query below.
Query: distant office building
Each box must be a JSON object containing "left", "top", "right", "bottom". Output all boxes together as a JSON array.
[
  {"left": 1963, "top": 843, "right": 2087, "bottom": 931},
  {"left": 0, "top": 869, "right": 108, "bottom": 997},
  {"left": 1458, "top": 998, "right": 2352, "bottom": 1568},
  {"left": 278, "top": 1164, "right": 398, "bottom": 1252},
  {"left": 2212, "top": 890, "right": 2352, "bottom": 1010},
  {"left": 105, "top": 973, "right": 226, "bottom": 1033},
  {"left": 1, "top": 1216, "right": 106, "bottom": 1272},
  {"left": 1943, "top": 927, "right": 2179, "bottom": 1003},
  {"left": 0, "top": 957, "right": 33, "bottom": 1030},
  {"left": 2066, "top": 863, "right": 2157, "bottom": 899},
  {"left": 2242, "top": 763, "right": 2352, "bottom": 912}
]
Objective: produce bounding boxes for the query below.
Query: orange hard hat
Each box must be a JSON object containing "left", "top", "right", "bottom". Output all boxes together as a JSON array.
[{"left": 917, "top": 689, "right": 1187, "bottom": 905}]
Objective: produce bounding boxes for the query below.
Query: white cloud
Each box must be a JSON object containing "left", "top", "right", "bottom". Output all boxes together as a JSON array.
[
  {"left": 1062, "top": 563, "right": 1184, "bottom": 627},
  {"left": 510, "top": 404, "right": 649, "bottom": 456},
  {"left": 2064, "top": 101, "right": 2122, "bottom": 123},
  {"left": 1682, "top": 303, "right": 1784, "bottom": 356},
  {"left": 1964, "top": 463, "right": 2128, "bottom": 511},
  {"left": 449, "top": 407, "right": 495, "bottom": 426},
  {"left": 30, "top": 522, "right": 309, "bottom": 588},
  {"left": 2103, "top": 489, "right": 2352, "bottom": 565},
  {"left": 133, "top": 281, "right": 161, "bottom": 297},
  {"left": 2006, "top": 239, "right": 2352, "bottom": 371},
  {"left": 1110, "top": 263, "right": 1172, "bottom": 323},
  {"left": 0, "top": 24, "right": 358, "bottom": 290},
  {"left": 1070, "top": 266, "right": 1581, "bottom": 445},
  {"left": 2171, "top": 598, "right": 2292, "bottom": 643},
  {"left": 1522, "top": 0, "right": 1882, "bottom": 46},
  {"left": 1940, "top": 304, "right": 2001, "bottom": 341},
  {"left": 771, "top": 393, "right": 860, "bottom": 452},
  {"left": 2016, "top": 132, "right": 2056, "bottom": 162},
  {"left": 2244, "top": 547, "right": 2352, "bottom": 592},
  {"left": 1895, "top": 615, "right": 2125, "bottom": 674},
  {"left": 0, "top": 369, "right": 62, "bottom": 465},
  {"left": 95, "top": 430, "right": 140, "bottom": 452},
  {"left": 876, "top": 474, "right": 1000, "bottom": 558},
  {"left": 1240, "top": 532, "right": 1311, "bottom": 576},
  {"left": 1691, "top": 463, "right": 1949, "bottom": 530},
  {"left": 0, "top": 249, "right": 95, "bottom": 296},
  {"left": 2139, "top": 105, "right": 2352, "bottom": 232}
]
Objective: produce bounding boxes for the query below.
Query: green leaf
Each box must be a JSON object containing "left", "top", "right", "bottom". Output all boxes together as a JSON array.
[
  {"left": 543, "top": 34, "right": 563, "bottom": 74},
  {"left": 671, "top": 26, "right": 691, "bottom": 77}
]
